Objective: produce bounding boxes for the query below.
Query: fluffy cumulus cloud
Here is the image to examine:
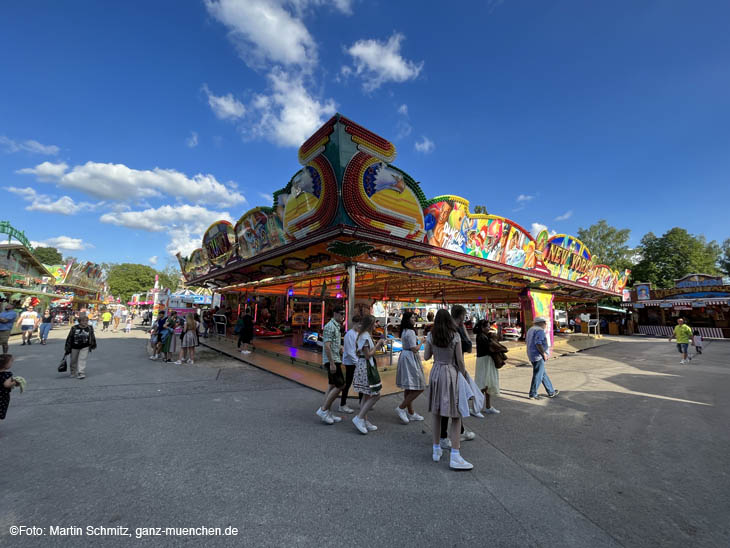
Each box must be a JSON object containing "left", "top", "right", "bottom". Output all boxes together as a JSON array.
[
  {"left": 148, "top": 256, "right": 158, "bottom": 265},
  {"left": 0, "top": 136, "right": 60, "bottom": 155},
  {"left": 414, "top": 136, "right": 435, "bottom": 154},
  {"left": 554, "top": 210, "right": 573, "bottom": 221},
  {"left": 99, "top": 204, "right": 234, "bottom": 256},
  {"left": 516, "top": 194, "right": 534, "bottom": 203},
  {"left": 343, "top": 33, "right": 424, "bottom": 91},
  {"left": 30, "top": 236, "right": 91, "bottom": 251},
  {"left": 6, "top": 186, "right": 99, "bottom": 215},
  {"left": 17, "top": 161, "right": 245, "bottom": 206},
  {"left": 248, "top": 68, "right": 336, "bottom": 147},
  {"left": 203, "top": 85, "right": 246, "bottom": 120},
  {"left": 204, "top": 0, "right": 319, "bottom": 69}
]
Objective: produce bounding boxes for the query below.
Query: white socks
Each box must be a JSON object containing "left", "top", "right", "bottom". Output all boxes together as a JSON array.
[
  {"left": 451, "top": 449, "right": 460, "bottom": 458},
  {"left": 433, "top": 444, "right": 440, "bottom": 451}
]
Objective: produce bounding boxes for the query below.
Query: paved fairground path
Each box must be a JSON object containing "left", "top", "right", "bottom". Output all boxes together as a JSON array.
[{"left": 1, "top": 322, "right": 729, "bottom": 547}]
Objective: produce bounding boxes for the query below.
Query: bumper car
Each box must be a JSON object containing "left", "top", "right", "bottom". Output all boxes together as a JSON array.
[
  {"left": 254, "top": 325, "right": 285, "bottom": 338},
  {"left": 303, "top": 331, "right": 323, "bottom": 349},
  {"left": 501, "top": 326, "right": 522, "bottom": 340}
]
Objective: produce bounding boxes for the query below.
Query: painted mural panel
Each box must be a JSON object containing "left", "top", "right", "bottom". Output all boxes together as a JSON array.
[
  {"left": 234, "top": 208, "right": 288, "bottom": 260},
  {"left": 203, "top": 221, "right": 235, "bottom": 267},
  {"left": 281, "top": 156, "right": 337, "bottom": 240}
]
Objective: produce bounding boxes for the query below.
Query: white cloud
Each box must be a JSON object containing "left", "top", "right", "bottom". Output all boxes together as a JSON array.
[
  {"left": 204, "top": 0, "right": 318, "bottom": 69},
  {"left": 99, "top": 204, "right": 233, "bottom": 256},
  {"left": 30, "top": 236, "right": 91, "bottom": 251},
  {"left": 516, "top": 194, "right": 534, "bottom": 203},
  {"left": 555, "top": 210, "right": 573, "bottom": 221},
  {"left": 186, "top": 131, "right": 199, "bottom": 148},
  {"left": 1, "top": 136, "right": 59, "bottom": 155},
  {"left": 414, "top": 136, "right": 435, "bottom": 154},
  {"left": 16, "top": 161, "right": 69, "bottom": 182},
  {"left": 6, "top": 186, "right": 99, "bottom": 215},
  {"left": 397, "top": 104, "right": 408, "bottom": 115},
  {"left": 148, "top": 256, "right": 158, "bottom": 265},
  {"left": 344, "top": 33, "right": 423, "bottom": 91},
  {"left": 395, "top": 104, "right": 412, "bottom": 139},
  {"left": 259, "top": 192, "right": 273, "bottom": 203},
  {"left": 289, "top": 0, "right": 354, "bottom": 15},
  {"left": 18, "top": 160, "right": 245, "bottom": 206},
  {"left": 203, "top": 85, "right": 246, "bottom": 120},
  {"left": 248, "top": 68, "right": 336, "bottom": 147},
  {"left": 530, "top": 222, "right": 557, "bottom": 239}
]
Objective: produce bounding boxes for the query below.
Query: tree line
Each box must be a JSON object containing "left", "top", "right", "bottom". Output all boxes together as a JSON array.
[{"left": 576, "top": 221, "right": 729, "bottom": 288}]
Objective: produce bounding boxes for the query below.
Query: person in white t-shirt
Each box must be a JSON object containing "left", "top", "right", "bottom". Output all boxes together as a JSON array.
[
  {"left": 338, "top": 315, "right": 362, "bottom": 414},
  {"left": 17, "top": 306, "right": 39, "bottom": 346}
]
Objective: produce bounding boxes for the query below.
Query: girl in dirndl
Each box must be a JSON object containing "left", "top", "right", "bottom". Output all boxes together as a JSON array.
[
  {"left": 395, "top": 311, "right": 426, "bottom": 424},
  {"left": 474, "top": 320, "right": 502, "bottom": 415},
  {"left": 425, "top": 309, "right": 473, "bottom": 470},
  {"left": 352, "top": 315, "right": 385, "bottom": 435},
  {"left": 176, "top": 313, "right": 199, "bottom": 365}
]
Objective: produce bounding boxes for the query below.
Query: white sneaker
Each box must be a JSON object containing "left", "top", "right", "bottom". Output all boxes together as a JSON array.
[
  {"left": 149, "top": 355, "right": 158, "bottom": 360},
  {"left": 449, "top": 454, "right": 474, "bottom": 470},
  {"left": 187, "top": 359, "right": 193, "bottom": 364},
  {"left": 338, "top": 405, "right": 355, "bottom": 414},
  {"left": 395, "top": 406, "right": 410, "bottom": 424},
  {"left": 327, "top": 411, "right": 342, "bottom": 423},
  {"left": 432, "top": 447, "right": 443, "bottom": 462},
  {"left": 352, "top": 416, "right": 368, "bottom": 434},
  {"left": 484, "top": 407, "right": 501, "bottom": 414},
  {"left": 439, "top": 438, "right": 452, "bottom": 449},
  {"left": 174, "top": 360, "right": 182, "bottom": 365},
  {"left": 316, "top": 408, "right": 334, "bottom": 424},
  {"left": 407, "top": 412, "right": 425, "bottom": 421},
  {"left": 365, "top": 420, "right": 378, "bottom": 431},
  {"left": 471, "top": 410, "right": 485, "bottom": 418},
  {"left": 680, "top": 360, "right": 686, "bottom": 364},
  {"left": 461, "top": 430, "right": 476, "bottom": 442}
]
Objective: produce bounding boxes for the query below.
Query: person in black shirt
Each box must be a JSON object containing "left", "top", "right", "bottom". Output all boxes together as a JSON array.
[{"left": 64, "top": 313, "right": 97, "bottom": 380}]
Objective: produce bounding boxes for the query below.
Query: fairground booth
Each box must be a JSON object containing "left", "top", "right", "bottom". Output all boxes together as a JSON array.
[
  {"left": 178, "top": 115, "right": 630, "bottom": 376},
  {"left": 49, "top": 260, "right": 105, "bottom": 314},
  {"left": 623, "top": 274, "right": 730, "bottom": 339}
]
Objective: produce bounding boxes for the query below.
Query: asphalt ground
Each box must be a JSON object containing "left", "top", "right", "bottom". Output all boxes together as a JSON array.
[{"left": 1, "top": 324, "right": 728, "bottom": 547}]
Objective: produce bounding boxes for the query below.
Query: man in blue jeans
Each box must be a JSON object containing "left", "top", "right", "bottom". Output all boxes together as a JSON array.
[{"left": 526, "top": 317, "right": 559, "bottom": 400}]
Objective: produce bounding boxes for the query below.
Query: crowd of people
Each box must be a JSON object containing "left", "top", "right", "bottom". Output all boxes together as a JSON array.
[
  {"left": 148, "top": 309, "right": 201, "bottom": 365},
  {"left": 312, "top": 303, "right": 565, "bottom": 471}
]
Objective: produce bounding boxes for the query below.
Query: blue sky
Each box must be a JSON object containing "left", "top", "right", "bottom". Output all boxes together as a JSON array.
[{"left": 2, "top": 0, "right": 729, "bottom": 268}]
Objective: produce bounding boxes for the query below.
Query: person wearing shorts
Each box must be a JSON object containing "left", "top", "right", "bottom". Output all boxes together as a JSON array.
[
  {"left": 0, "top": 302, "right": 18, "bottom": 354},
  {"left": 669, "top": 318, "right": 693, "bottom": 364},
  {"left": 18, "top": 306, "right": 39, "bottom": 346},
  {"left": 315, "top": 306, "right": 345, "bottom": 425}
]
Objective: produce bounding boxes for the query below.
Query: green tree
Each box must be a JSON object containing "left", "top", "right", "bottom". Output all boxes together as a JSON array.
[
  {"left": 157, "top": 265, "right": 181, "bottom": 291},
  {"left": 576, "top": 220, "right": 633, "bottom": 271},
  {"left": 473, "top": 205, "right": 488, "bottom": 214},
  {"left": 106, "top": 263, "right": 158, "bottom": 302},
  {"left": 632, "top": 228, "right": 721, "bottom": 287},
  {"left": 33, "top": 246, "right": 63, "bottom": 265},
  {"left": 720, "top": 238, "right": 730, "bottom": 276}
]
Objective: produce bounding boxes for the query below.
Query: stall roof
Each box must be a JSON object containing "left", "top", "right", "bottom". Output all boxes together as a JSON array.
[{"left": 0, "top": 243, "right": 53, "bottom": 278}]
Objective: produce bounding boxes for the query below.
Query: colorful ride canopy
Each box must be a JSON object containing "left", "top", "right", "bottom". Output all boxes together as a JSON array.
[{"left": 180, "top": 114, "right": 629, "bottom": 296}]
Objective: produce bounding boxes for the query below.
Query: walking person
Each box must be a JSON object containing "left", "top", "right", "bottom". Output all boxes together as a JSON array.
[
  {"left": 527, "top": 317, "right": 559, "bottom": 399},
  {"left": 175, "top": 313, "right": 199, "bottom": 365},
  {"left": 474, "top": 320, "right": 506, "bottom": 415},
  {"left": 38, "top": 309, "right": 53, "bottom": 345},
  {"left": 692, "top": 330, "right": 703, "bottom": 355},
  {"left": 17, "top": 305, "right": 39, "bottom": 346},
  {"left": 439, "top": 305, "right": 475, "bottom": 445},
  {"left": 64, "top": 313, "right": 97, "bottom": 380},
  {"left": 112, "top": 307, "right": 123, "bottom": 332},
  {"left": 237, "top": 308, "right": 254, "bottom": 355},
  {"left": 101, "top": 309, "right": 112, "bottom": 331},
  {"left": 426, "top": 309, "right": 473, "bottom": 470},
  {"left": 0, "top": 301, "right": 18, "bottom": 354},
  {"left": 395, "top": 311, "right": 426, "bottom": 424},
  {"left": 315, "top": 306, "right": 346, "bottom": 425},
  {"left": 338, "top": 315, "right": 362, "bottom": 414},
  {"left": 351, "top": 315, "right": 386, "bottom": 434},
  {"left": 669, "top": 318, "right": 693, "bottom": 364}
]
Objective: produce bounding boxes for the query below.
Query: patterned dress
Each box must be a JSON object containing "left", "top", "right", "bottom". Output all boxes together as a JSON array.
[{"left": 353, "top": 332, "right": 379, "bottom": 396}]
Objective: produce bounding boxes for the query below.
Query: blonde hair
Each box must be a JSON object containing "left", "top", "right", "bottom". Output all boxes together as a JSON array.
[{"left": 185, "top": 313, "right": 196, "bottom": 331}]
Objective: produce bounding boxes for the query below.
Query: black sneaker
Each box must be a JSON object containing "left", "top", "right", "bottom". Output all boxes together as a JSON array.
[
  {"left": 547, "top": 390, "right": 560, "bottom": 398},
  {"left": 21, "top": 342, "right": 26, "bottom": 346}
]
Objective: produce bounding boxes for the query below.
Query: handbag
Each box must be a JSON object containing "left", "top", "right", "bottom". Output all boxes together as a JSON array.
[
  {"left": 57, "top": 354, "right": 68, "bottom": 372},
  {"left": 366, "top": 359, "right": 382, "bottom": 393}
]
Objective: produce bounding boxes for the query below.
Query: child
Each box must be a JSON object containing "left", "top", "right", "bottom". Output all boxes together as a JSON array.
[
  {"left": 692, "top": 330, "right": 703, "bottom": 355},
  {"left": 125, "top": 317, "right": 132, "bottom": 334},
  {"left": 1, "top": 354, "right": 18, "bottom": 421}
]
